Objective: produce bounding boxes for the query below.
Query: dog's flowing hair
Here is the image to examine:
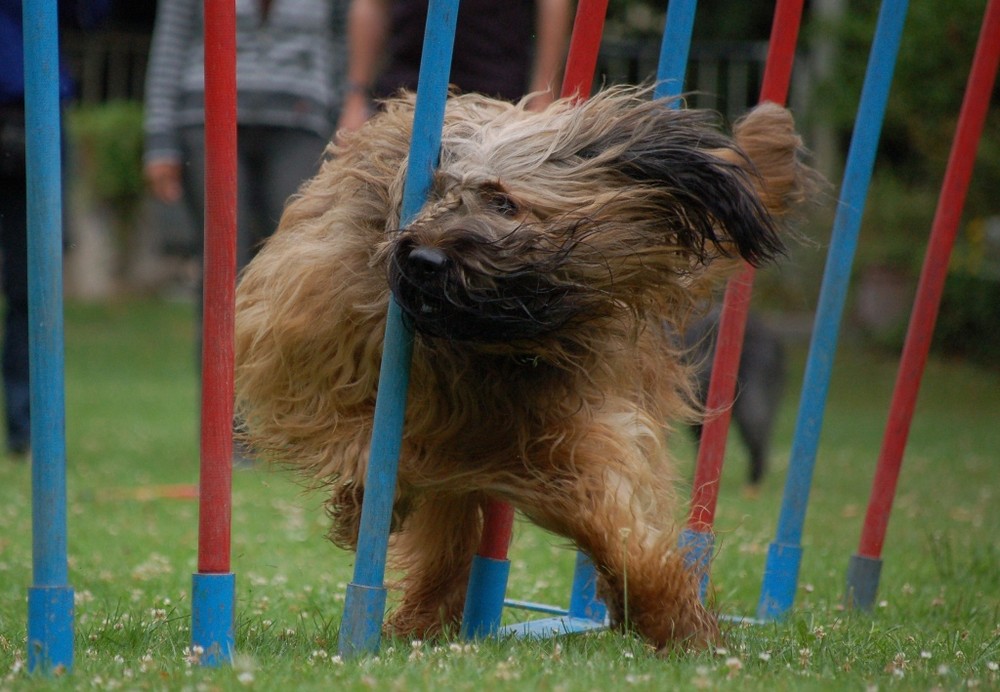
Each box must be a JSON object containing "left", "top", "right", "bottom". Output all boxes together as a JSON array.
[{"left": 235, "top": 86, "right": 809, "bottom": 651}]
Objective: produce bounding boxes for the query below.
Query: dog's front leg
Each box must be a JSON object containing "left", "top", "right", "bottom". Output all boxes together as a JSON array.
[
  {"left": 383, "top": 492, "right": 485, "bottom": 640},
  {"left": 517, "top": 431, "right": 719, "bottom": 652}
]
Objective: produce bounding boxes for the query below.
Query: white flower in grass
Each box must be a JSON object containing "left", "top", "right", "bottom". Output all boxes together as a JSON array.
[
  {"left": 725, "top": 657, "right": 743, "bottom": 678},
  {"left": 237, "top": 671, "right": 254, "bottom": 685},
  {"left": 921, "top": 650, "right": 932, "bottom": 660},
  {"left": 987, "top": 662, "right": 998, "bottom": 672},
  {"left": 625, "top": 673, "right": 651, "bottom": 684},
  {"left": 691, "top": 666, "right": 712, "bottom": 689},
  {"left": 183, "top": 645, "right": 204, "bottom": 666},
  {"left": 758, "top": 651, "right": 772, "bottom": 662}
]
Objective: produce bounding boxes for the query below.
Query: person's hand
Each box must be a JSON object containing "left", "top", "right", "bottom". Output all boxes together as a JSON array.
[
  {"left": 144, "top": 159, "right": 183, "bottom": 204},
  {"left": 525, "top": 89, "right": 556, "bottom": 112},
  {"left": 336, "top": 91, "right": 374, "bottom": 143}
]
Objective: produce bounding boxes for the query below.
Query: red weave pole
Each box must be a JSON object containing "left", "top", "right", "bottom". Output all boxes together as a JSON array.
[
  {"left": 197, "top": 0, "right": 237, "bottom": 574},
  {"left": 475, "top": 0, "right": 608, "bottom": 560},
  {"left": 560, "top": 0, "right": 609, "bottom": 100},
  {"left": 477, "top": 501, "right": 516, "bottom": 560},
  {"left": 857, "top": 0, "right": 1000, "bottom": 559},
  {"left": 688, "top": 0, "right": 804, "bottom": 532}
]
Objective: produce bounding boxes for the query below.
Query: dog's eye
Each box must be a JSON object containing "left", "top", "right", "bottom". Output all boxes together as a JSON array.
[{"left": 487, "top": 192, "right": 521, "bottom": 217}]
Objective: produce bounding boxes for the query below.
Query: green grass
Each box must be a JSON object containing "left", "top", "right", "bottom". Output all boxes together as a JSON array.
[{"left": 0, "top": 298, "right": 997, "bottom": 689}]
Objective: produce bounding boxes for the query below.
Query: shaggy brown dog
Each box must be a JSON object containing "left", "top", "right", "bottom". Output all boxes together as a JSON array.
[{"left": 234, "top": 86, "right": 809, "bottom": 651}]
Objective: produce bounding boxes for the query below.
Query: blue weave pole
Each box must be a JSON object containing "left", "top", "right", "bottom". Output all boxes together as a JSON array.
[
  {"left": 653, "top": 0, "right": 719, "bottom": 590},
  {"left": 757, "top": 0, "right": 909, "bottom": 620},
  {"left": 337, "top": 0, "right": 459, "bottom": 658},
  {"left": 460, "top": 555, "right": 512, "bottom": 639},
  {"left": 23, "top": 0, "right": 74, "bottom": 674},
  {"left": 653, "top": 0, "right": 698, "bottom": 101}
]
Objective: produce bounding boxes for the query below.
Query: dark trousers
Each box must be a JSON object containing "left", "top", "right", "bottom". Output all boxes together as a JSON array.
[
  {"left": 179, "top": 124, "right": 328, "bottom": 273},
  {"left": 0, "top": 104, "right": 30, "bottom": 452}
]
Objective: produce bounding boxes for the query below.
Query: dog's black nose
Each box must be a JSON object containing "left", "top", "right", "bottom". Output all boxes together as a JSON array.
[{"left": 407, "top": 246, "right": 449, "bottom": 278}]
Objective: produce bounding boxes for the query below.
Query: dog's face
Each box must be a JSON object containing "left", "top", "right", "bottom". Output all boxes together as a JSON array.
[{"left": 381, "top": 90, "right": 789, "bottom": 346}]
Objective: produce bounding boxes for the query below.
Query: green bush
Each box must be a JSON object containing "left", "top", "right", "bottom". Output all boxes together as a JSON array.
[
  {"left": 66, "top": 100, "right": 145, "bottom": 217},
  {"left": 934, "top": 271, "right": 1000, "bottom": 367}
]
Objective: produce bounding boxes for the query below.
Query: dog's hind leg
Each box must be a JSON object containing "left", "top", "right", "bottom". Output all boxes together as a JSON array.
[{"left": 383, "top": 492, "right": 485, "bottom": 640}]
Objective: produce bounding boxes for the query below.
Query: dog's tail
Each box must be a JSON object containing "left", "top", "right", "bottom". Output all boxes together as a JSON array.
[{"left": 726, "top": 102, "right": 813, "bottom": 220}]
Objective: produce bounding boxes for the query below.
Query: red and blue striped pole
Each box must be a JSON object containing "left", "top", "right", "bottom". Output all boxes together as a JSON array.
[
  {"left": 191, "top": 0, "right": 238, "bottom": 666},
  {"left": 337, "top": 0, "right": 460, "bottom": 658},
  {"left": 23, "top": 0, "right": 73, "bottom": 673},
  {"left": 680, "top": 0, "right": 805, "bottom": 601},
  {"left": 846, "top": 0, "right": 1000, "bottom": 610},
  {"left": 758, "top": 0, "right": 910, "bottom": 621},
  {"left": 460, "top": 0, "right": 611, "bottom": 640}
]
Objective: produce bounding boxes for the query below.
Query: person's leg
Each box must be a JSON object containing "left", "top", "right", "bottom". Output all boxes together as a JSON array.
[
  {"left": 0, "top": 170, "right": 31, "bottom": 456},
  {"left": 253, "top": 127, "right": 327, "bottom": 263},
  {"left": 179, "top": 127, "right": 207, "bottom": 366}
]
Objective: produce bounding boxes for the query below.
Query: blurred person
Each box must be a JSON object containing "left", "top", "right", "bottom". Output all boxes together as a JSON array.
[
  {"left": 143, "top": 0, "right": 347, "bottom": 286},
  {"left": 0, "top": 0, "right": 110, "bottom": 461},
  {"left": 337, "top": 0, "right": 572, "bottom": 134}
]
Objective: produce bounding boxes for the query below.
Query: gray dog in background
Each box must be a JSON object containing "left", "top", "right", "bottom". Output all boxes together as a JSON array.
[{"left": 683, "top": 308, "right": 786, "bottom": 487}]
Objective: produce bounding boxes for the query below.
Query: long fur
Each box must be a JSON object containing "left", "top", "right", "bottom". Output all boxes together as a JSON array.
[{"left": 234, "top": 86, "right": 810, "bottom": 651}]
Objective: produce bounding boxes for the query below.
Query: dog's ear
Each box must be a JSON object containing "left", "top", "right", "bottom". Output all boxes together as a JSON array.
[{"left": 578, "top": 98, "right": 791, "bottom": 266}]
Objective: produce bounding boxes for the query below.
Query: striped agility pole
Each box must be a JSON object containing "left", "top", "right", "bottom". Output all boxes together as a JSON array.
[
  {"left": 845, "top": 0, "right": 1000, "bottom": 610},
  {"left": 757, "top": 0, "right": 910, "bottom": 621},
  {"left": 337, "top": 0, "right": 460, "bottom": 658},
  {"left": 462, "top": 0, "right": 612, "bottom": 641},
  {"left": 23, "top": 0, "right": 73, "bottom": 673},
  {"left": 191, "top": 0, "right": 238, "bottom": 666},
  {"left": 680, "top": 0, "right": 805, "bottom": 602}
]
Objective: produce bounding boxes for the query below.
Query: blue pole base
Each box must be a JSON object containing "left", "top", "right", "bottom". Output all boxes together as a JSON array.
[
  {"left": 27, "top": 585, "right": 74, "bottom": 673},
  {"left": 338, "top": 582, "right": 387, "bottom": 658},
  {"left": 844, "top": 553, "right": 883, "bottom": 611},
  {"left": 191, "top": 572, "right": 235, "bottom": 666},
  {"left": 756, "top": 541, "right": 803, "bottom": 620},
  {"left": 678, "top": 528, "right": 714, "bottom": 602},
  {"left": 567, "top": 551, "right": 607, "bottom": 622},
  {"left": 460, "top": 555, "right": 511, "bottom": 639}
]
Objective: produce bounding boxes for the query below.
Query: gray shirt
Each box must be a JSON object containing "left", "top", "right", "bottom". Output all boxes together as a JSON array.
[{"left": 144, "top": 0, "right": 347, "bottom": 164}]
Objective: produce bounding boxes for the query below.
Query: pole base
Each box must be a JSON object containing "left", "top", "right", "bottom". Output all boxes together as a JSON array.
[
  {"left": 338, "top": 582, "right": 388, "bottom": 658},
  {"left": 845, "top": 553, "right": 883, "bottom": 611},
  {"left": 28, "top": 585, "right": 74, "bottom": 673},
  {"left": 460, "top": 555, "right": 511, "bottom": 639},
  {"left": 191, "top": 572, "right": 235, "bottom": 666},
  {"left": 757, "top": 541, "right": 803, "bottom": 620}
]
